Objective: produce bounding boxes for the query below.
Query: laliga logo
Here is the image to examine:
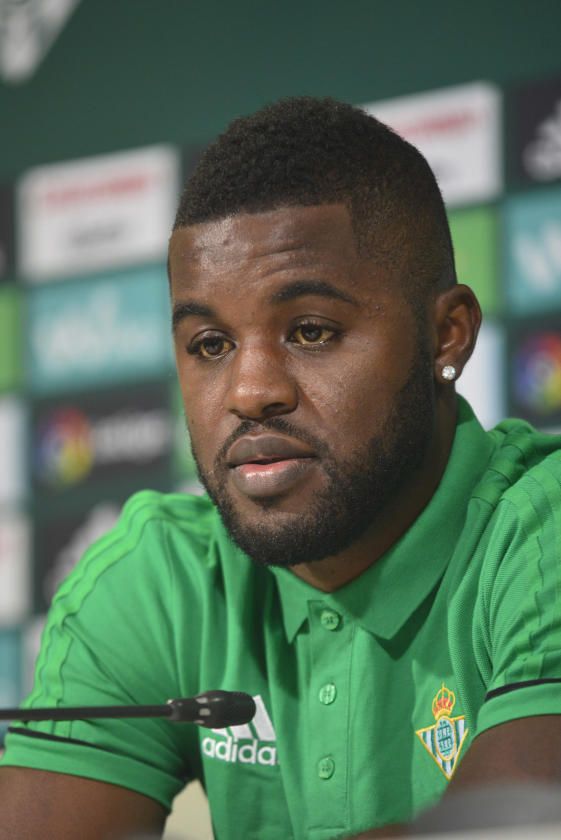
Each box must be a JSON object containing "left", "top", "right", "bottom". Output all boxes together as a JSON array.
[
  {"left": 515, "top": 333, "right": 561, "bottom": 414},
  {"left": 36, "top": 407, "right": 93, "bottom": 486}
]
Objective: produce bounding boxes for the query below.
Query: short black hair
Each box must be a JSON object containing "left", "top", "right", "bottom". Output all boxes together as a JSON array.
[{"left": 173, "top": 96, "right": 456, "bottom": 301}]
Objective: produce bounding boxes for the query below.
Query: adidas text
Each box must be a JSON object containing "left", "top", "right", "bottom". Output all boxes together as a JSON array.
[
  {"left": 202, "top": 733, "right": 278, "bottom": 766},
  {"left": 201, "top": 693, "right": 279, "bottom": 767}
]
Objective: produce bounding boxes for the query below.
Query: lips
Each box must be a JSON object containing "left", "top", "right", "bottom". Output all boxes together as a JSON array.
[
  {"left": 227, "top": 434, "right": 315, "bottom": 467},
  {"left": 226, "top": 434, "right": 317, "bottom": 499}
]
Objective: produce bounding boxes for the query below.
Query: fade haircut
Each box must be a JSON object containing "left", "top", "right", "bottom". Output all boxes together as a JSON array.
[{"left": 173, "top": 96, "right": 456, "bottom": 303}]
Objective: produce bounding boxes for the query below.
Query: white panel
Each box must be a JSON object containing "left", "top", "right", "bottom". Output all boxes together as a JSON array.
[
  {"left": 457, "top": 321, "right": 506, "bottom": 430},
  {"left": 19, "top": 145, "right": 180, "bottom": 280},
  {"left": 0, "top": 511, "right": 30, "bottom": 625},
  {"left": 363, "top": 82, "right": 502, "bottom": 207},
  {"left": 0, "top": 397, "right": 25, "bottom": 505}
]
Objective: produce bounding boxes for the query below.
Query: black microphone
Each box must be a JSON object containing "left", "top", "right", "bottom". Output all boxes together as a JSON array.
[{"left": 0, "top": 690, "right": 256, "bottom": 729}]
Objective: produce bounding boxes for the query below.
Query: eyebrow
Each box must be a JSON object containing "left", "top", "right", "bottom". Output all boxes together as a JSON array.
[
  {"left": 172, "top": 279, "right": 360, "bottom": 333},
  {"left": 172, "top": 301, "right": 216, "bottom": 332},
  {"left": 270, "top": 279, "right": 360, "bottom": 307}
]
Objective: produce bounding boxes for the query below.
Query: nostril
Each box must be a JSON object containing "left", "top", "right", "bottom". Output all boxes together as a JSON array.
[{"left": 262, "top": 402, "right": 293, "bottom": 418}]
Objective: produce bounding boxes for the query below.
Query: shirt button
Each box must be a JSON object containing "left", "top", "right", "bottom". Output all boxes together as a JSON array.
[
  {"left": 318, "top": 683, "right": 337, "bottom": 705},
  {"left": 320, "top": 609, "right": 341, "bottom": 630},
  {"left": 318, "top": 756, "right": 335, "bottom": 779}
]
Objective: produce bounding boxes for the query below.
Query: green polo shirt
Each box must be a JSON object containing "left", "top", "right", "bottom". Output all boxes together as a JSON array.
[{"left": 2, "top": 398, "right": 561, "bottom": 839}]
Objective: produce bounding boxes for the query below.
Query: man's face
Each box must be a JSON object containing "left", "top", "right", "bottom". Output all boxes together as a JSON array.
[{"left": 169, "top": 204, "right": 436, "bottom": 567}]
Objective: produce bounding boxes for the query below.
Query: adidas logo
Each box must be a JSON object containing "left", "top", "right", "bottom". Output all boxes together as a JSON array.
[
  {"left": 201, "top": 694, "right": 279, "bottom": 767},
  {"left": 524, "top": 100, "right": 561, "bottom": 181}
]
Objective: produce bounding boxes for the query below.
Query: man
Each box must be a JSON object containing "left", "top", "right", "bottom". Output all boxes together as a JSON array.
[{"left": 1, "top": 97, "right": 561, "bottom": 840}]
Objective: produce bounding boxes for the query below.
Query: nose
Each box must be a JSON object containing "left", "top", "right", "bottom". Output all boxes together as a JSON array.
[{"left": 225, "top": 341, "right": 298, "bottom": 421}]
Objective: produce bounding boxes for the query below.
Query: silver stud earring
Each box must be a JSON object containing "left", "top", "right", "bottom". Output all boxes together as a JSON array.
[{"left": 442, "top": 364, "right": 457, "bottom": 382}]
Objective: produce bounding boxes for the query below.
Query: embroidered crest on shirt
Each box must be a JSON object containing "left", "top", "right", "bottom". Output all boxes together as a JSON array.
[{"left": 415, "top": 684, "right": 468, "bottom": 780}]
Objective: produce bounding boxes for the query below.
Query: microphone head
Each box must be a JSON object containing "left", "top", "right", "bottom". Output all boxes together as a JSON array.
[{"left": 169, "top": 690, "right": 256, "bottom": 727}]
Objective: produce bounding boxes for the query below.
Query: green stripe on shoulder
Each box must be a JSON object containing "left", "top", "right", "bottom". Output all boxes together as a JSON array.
[{"left": 26, "top": 490, "right": 213, "bottom": 712}]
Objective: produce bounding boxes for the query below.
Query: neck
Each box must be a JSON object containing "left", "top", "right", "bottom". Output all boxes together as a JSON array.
[{"left": 290, "top": 396, "right": 457, "bottom": 592}]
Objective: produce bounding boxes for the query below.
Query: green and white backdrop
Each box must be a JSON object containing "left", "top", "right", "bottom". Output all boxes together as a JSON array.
[{"left": 1, "top": 0, "right": 561, "bottom": 745}]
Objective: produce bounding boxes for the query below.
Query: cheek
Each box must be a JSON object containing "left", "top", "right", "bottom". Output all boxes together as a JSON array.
[
  {"left": 298, "top": 349, "right": 383, "bottom": 417},
  {"left": 298, "top": 349, "right": 407, "bottom": 454},
  {"left": 178, "top": 375, "right": 229, "bottom": 462}
]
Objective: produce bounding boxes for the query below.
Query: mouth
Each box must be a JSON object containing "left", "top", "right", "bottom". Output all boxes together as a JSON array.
[{"left": 226, "top": 435, "right": 318, "bottom": 499}]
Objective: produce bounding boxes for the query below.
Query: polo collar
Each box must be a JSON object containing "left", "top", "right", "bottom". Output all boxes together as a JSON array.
[{"left": 271, "top": 397, "right": 496, "bottom": 642}]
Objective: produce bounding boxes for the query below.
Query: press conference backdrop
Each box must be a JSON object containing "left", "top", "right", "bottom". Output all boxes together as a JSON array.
[{"left": 0, "top": 0, "right": 561, "bottom": 809}]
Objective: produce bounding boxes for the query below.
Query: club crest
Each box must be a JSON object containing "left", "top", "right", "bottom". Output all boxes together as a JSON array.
[{"left": 415, "top": 683, "right": 468, "bottom": 780}]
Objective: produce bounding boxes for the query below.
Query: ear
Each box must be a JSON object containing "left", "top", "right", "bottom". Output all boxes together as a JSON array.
[{"left": 432, "top": 284, "right": 482, "bottom": 385}]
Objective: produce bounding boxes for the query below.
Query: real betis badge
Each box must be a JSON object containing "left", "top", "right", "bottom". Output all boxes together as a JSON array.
[{"left": 415, "top": 684, "right": 468, "bottom": 780}]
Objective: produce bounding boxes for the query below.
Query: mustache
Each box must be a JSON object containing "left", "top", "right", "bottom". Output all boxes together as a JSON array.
[{"left": 214, "top": 416, "right": 331, "bottom": 468}]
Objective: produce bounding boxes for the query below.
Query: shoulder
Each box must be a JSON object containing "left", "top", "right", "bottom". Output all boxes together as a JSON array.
[
  {"left": 476, "top": 417, "right": 561, "bottom": 519},
  {"left": 465, "top": 419, "right": 561, "bottom": 608},
  {"left": 472, "top": 421, "right": 561, "bottom": 626},
  {"left": 50, "top": 490, "right": 227, "bottom": 613},
  {"left": 488, "top": 419, "right": 561, "bottom": 530},
  {"left": 33, "top": 491, "right": 236, "bottom": 699},
  {"left": 114, "top": 488, "right": 220, "bottom": 553}
]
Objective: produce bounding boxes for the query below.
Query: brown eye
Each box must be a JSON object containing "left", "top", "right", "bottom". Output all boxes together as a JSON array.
[
  {"left": 291, "top": 324, "right": 335, "bottom": 346},
  {"left": 197, "top": 336, "right": 234, "bottom": 359}
]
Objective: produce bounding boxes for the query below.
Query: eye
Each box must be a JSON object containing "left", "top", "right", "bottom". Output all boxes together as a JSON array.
[
  {"left": 290, "top": 322, "right": 337, "bottom": 347},
  {"left": 189, "top": 334, "right": 234, "bottom": 360}
]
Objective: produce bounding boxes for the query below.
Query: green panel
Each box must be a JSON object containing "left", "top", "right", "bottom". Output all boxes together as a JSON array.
[
  {"left": 0, "top": 286, "right": 22, "bottom": 391},
  {"left": 449, "top": 206, "right": 499, "bottom": 315},
  {"left": 1, "top": 1, "right": 561, "bottom": 178}
]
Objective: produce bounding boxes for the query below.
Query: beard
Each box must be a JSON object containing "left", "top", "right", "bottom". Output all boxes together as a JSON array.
[{"left": 189, "top": 342, "right": 435, "bottom": 568}]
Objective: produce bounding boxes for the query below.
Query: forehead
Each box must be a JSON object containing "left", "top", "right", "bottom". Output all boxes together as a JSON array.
[{"left": 168, "top": 204, "right": 365, "bottom": 290}]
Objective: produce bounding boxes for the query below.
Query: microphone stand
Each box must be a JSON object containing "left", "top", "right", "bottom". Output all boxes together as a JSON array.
[{"left": 0, "top": 690, "right": 256, "bottom": 729}]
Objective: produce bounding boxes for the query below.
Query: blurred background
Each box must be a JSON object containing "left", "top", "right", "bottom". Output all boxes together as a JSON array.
[{"left": 0, "top": 1, "right": 561, "bottom": 836}]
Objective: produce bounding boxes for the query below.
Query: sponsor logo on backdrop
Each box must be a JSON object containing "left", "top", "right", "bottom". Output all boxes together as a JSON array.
[
  {"left": 504, "top": 187, "right": 561, "bottom": 314},
  {"left": 33, "top": 385, "right": 173, "bottom": 490},
  {"left": 37, "top": 407, "right": 92, "bottom": 486},
  {"left": 19, "top": 145, "right": 179, "bottom": 280},
  {"left": 27, "top": 266, "right": 173, "bottom": 393},
  {"left": 0, "top": 184, "right": 15, "bottom": 280},
  {"left": 512, "top": 330, "right": 561, "bottom": 421},
  {"left": 0, "top": 0, "right": 80, "bottom": 84},
  {"left": 511, "top": 76, "right": 561, "bottom": 185},
  {"left": 0, "top": 513, "right": 30, "bottom": 625},
  {"left": 524, "top": 102, "right": 561, "bottom": 182},
  {"left": 0, "top": 397, "right": 25, "bottom": 505},
  {"left": 364, "top": 82, "right": 502, "bottom": 206}
]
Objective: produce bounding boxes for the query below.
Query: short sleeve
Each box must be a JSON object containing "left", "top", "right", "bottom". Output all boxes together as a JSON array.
[
  {"left": 476, "top": 461, "right": 561, "bottom": 736},
  {"left": 0, "top": 492, "right": 199, "bottom": 811}
]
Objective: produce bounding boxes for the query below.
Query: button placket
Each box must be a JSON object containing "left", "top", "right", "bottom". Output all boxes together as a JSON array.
[{"left": 306, "top": 601, "right": 352, "bottom": 832}]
